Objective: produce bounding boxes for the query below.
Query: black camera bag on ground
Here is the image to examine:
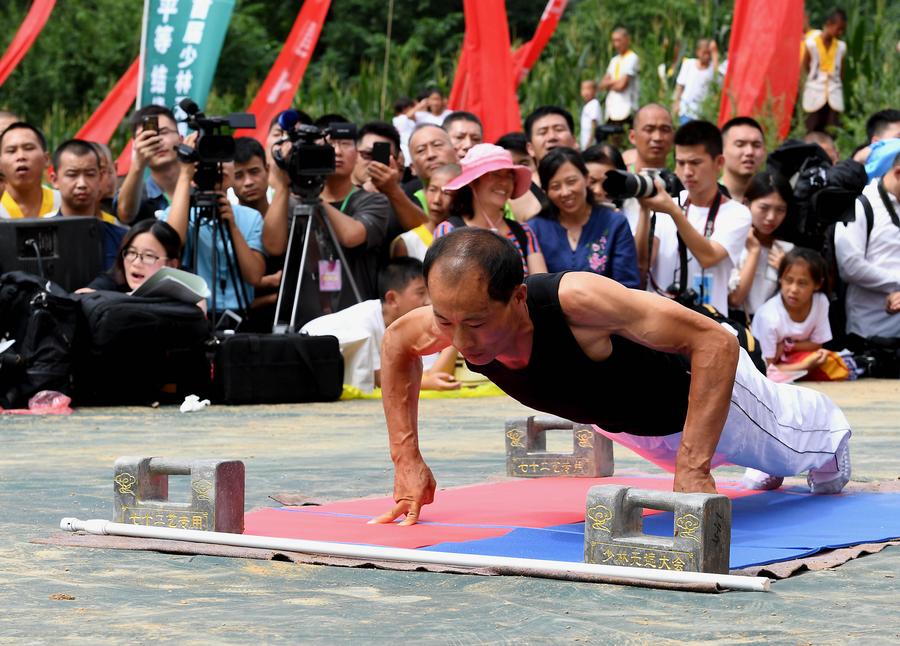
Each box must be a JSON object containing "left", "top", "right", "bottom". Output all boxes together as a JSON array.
[
  {"left": 73, "top": 291, "right": 211, "bottom": 406},
  {"left": 0, "top": 271, "right": 78, "bottom": 408},
  {"left": 860, "top": 337, "right": 900, "bottom": 379},
  {"left": 212, "top": 333, "right": 343, "bottom": 405},
  {"left": 846, "top": 334, "right": 900, "bottom": 379}
]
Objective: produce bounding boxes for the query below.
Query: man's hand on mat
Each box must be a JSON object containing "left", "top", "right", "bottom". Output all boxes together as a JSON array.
[
  {"left": 673, "top": 465, "right": 718, "bottom": 494},
  {"left": 369, "top": 457, "right": 436, "bottom": 526}
]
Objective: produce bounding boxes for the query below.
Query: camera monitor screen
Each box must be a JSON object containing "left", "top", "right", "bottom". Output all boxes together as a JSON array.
[{"left": 0, "top": 216, "right": 104, "bottom": 292}]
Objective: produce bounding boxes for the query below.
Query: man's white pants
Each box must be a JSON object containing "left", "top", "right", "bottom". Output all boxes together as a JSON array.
[{"left": 594, "top": 349, "right": 851, "bottom": 477}]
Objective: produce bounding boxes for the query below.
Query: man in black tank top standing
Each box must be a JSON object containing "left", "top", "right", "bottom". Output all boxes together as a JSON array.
[{"left": 372, "top": 229, "right": 852, "bottom": 526}]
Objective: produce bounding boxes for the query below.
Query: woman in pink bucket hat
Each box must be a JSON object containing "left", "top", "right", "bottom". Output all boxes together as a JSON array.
[{"left": 435, "top": 144, "right": 547, "bottom": 276}]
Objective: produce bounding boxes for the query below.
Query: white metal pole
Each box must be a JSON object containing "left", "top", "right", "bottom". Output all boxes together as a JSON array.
[{"left": 60, "top": 517, "right": 770, "bottom": 592}]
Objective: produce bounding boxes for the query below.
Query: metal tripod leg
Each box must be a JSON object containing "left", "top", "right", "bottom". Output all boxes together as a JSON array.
[
  {"left": 272, "top": 202, "right": 315, "bottom": 334},
  {"left": 272, "top": 199, "right": 366, "bottom": 334}
]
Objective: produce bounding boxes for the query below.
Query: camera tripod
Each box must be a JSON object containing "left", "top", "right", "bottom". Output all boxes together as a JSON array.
[
  {"left": 188, "top": 191, "right": 250, "bottom": 327},
  {"left": 272, "top": 198, "right": 362, "bottom": 334}
]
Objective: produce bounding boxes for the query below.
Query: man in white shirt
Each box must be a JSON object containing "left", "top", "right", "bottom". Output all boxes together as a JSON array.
[
  {"left": 673, "top": 39, "right": 719, "bottom": 125},
  {"left": 721, "top": 117, "right": 767, "bottom": 204},
  {"left": 599, "top": 28, "right": 640, "bottom": 126},
  {"left": 835, "top": 153, "right": 900, "bottom": 341},
  {"left": 301, "top": 257, "right": 458, "bottom": 393},
  {"left": 636, "top": 120, "right": 752, "bottom": 314},
  {"left": 579, "top": 80, "right": 603, "bottom": 149}
]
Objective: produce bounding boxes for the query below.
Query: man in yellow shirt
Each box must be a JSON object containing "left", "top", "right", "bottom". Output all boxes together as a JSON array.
[
  {"left": 0, "top": 110, "right": 21, "bottom": 196},
  {"left": 48, "top": 139, "right": 126, "bottom": 270},
  {"left": 0, "top": 122, "right": 60, "bottom": 219},
  {"left": 801, "top": 10, "right": 848, "bottom": 133}
]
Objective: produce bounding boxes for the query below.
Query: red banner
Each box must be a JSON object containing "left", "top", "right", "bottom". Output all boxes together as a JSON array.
[
  {"left": 240, "top": 0, "right": 331, "bottom": 143},
  {"left": 0, "top": 0, "right": 56, "bottom": 87},
  {"left": 76, "top": 57, "right": 140, "bottom": 145},
  {"left": 448, "top": 46, "right": 471, "bottom": 110},
  {"left": 511, "top": 0, "right": 567, "bottom": 85},
  {"left": 449, "top": 0, "right": 521, "bottom": 144},
  {"left": 718, "top": 0, "right": 804, "bottom": 138}
]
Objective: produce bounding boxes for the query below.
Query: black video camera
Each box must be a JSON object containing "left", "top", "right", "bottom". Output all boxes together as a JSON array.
[
  {"left": 766, "top": 141, "right": 868, "bottom": 251},
  {"left": 175, "top": 98, "right": 256, "bottom": 199},
  {"left": 602, "top": 168, "right": 683, "bottom": 200},
  {"left": 272, "top": 110, "right": 357, "bottom": 201}
]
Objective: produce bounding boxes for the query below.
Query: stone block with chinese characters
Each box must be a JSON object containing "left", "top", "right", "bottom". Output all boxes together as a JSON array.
[
  {"left": 584, "top": 485, "right": 731, "bottom": 574},
  {"left": 505, "top": 416, "right": 613, "bottom": 478},
  {"left": 113, "top": 457, "right": 244, "bottom": 533}
]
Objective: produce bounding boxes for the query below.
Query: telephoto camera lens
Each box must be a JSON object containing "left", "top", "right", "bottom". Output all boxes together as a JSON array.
[{"left": 601, "top": 169, "right": 659, "bottom": 199}]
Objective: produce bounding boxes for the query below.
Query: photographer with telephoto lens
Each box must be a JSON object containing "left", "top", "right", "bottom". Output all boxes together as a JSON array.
[{"left": 631, "top": 120, "right": 751, "bottom": 315}]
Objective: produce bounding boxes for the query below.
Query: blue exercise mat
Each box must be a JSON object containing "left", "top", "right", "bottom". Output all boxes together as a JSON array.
[{"left": 423, "top": 489, "right": 900, "bottom": 569}]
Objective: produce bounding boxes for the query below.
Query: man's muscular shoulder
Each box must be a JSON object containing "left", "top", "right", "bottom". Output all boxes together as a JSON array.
[
  {"left": 557, "top": 273, "right": 624, "bottom": 361},
  {"left": 386, "top": 306, "right": 448, "bottom": 358},
  {"left": 557, "top": 272, "right": 629, "bottom": 325}
]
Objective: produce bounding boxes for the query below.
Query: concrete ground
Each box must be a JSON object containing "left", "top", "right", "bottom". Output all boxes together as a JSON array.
[{"left": 1, "top": 379, "right": 898, "bottom": 644}]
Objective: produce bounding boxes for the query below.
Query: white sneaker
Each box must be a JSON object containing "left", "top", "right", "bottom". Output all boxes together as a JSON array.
[
  {"left": 741, "top": 467, "right": 784, "bottom": 491},
  {"left": 807, "top": 437, "right": 851, "bottom": 495}
]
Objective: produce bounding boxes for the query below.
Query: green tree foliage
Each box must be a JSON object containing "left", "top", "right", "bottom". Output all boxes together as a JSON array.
[
  {"left": 0, "top": 0, "right": 896, "bottom": 157},
  {"left": 0, "top": 1, "right": 142, "bottom": 145}
]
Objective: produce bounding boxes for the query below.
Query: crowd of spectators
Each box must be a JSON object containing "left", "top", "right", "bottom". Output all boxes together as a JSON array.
[{"left": 2, "top": 14, "right": 899, "bottom": 398}]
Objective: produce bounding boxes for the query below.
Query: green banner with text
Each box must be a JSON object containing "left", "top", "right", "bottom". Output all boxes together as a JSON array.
[{"left": 138, "top": 0, "right": 235, "bottom": 118}]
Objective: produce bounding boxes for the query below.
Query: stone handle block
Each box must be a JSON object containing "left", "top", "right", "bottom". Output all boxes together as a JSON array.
[
  {"left": 504, "top": 416, "right": 614, "bottom": 478},
  {"left": 584, "top": 484, "right": 732, "bottom": 574},
  {"left": 113, "top": 456, "right": 245, "bottom": 534}
]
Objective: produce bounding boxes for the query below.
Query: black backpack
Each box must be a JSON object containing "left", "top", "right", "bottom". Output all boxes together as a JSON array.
[
  {"left": 767, "top": 141, "right": 867, "bottom": 251},
  {"left": 72, "top": 291, "right": 212, "bottom": 405},
  {"left": 0, "top": 271, "right": 78, "bottom": 408}
]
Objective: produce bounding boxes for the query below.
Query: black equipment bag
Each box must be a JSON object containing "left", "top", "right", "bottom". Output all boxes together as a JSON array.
[
  {"left": 212, "top": 333, "right": 343, "bottom": 405},
  {"left": 848, "top": 335, "right": 900, "bottom": 379},
  {"left": 73, "top": 291, "right": 211, "bottom": 405},
  {"left": 0, "top": 271, "right": 78, "bottom": 408}
]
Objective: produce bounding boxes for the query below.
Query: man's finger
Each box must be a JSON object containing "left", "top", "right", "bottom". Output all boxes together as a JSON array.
[
  {"left": 398, "top": 501, "right": 422, "bottom": 526},
  {"left": 368, "top": 501, "right": 408, "bottom": 524}
]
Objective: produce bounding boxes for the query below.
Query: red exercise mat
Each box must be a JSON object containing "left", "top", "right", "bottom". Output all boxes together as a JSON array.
[{"left": 243, "top": 476, "right": 760, "bottom": 550}]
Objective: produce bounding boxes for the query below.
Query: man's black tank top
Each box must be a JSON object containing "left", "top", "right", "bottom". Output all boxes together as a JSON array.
[{"left": 468, "top": 273, "right": 691, "bottom": 437}]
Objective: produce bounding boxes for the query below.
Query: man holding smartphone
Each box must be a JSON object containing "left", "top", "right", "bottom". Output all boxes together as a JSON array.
[
  {"left": 354, "top": 120, "right": 427, "bottom": 234},
  {"left": 115, "top": 106, "right": 183, "bottom": 224}
]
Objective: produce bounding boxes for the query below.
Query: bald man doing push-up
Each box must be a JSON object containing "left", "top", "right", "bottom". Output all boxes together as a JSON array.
[{"left": 372, "top": 229, "right": 851, "bottom": 526}]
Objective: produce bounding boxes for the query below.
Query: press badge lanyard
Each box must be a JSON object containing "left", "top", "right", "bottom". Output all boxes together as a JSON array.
[
  {"left": 677, "top": 191, "right": 723, "bottom": 299},
  {"left": 317, "top": 188, "right": 357, "bottom": 294}
]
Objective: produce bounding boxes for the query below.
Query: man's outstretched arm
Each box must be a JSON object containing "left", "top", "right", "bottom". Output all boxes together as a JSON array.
[
  {"left": 559, "top": 273, "right": 739, "bottom": 492},
  {"left": 370, "top": 307, "right": 450, "bottom": 526}
]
